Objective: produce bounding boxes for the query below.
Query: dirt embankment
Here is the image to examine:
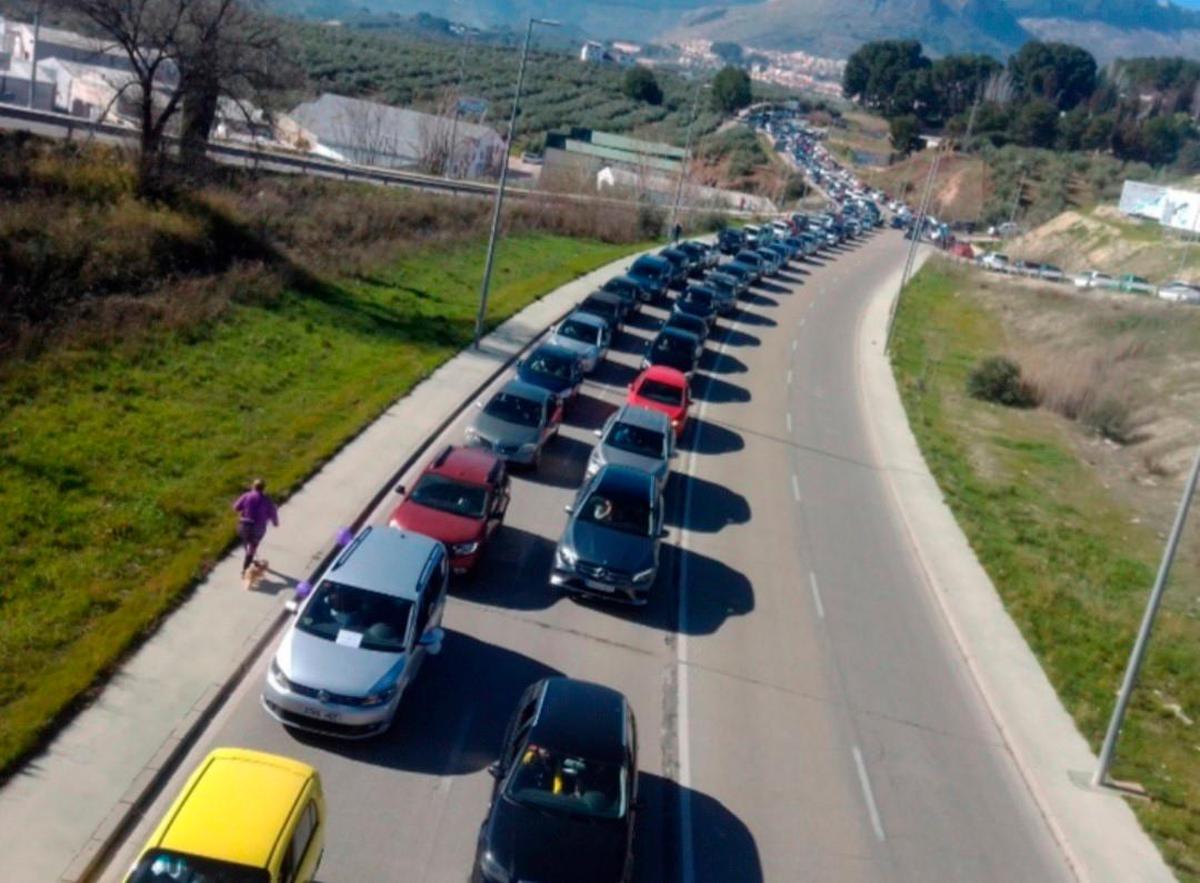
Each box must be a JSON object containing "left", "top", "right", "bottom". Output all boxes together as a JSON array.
[{"left": 861, "top": 153, "right": 990, "bottom": 222}]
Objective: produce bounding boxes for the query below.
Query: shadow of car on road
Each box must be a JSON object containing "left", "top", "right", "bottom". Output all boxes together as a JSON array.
[
  {"left": 735, "top": 310, "right": 777, "bottom": 328},
  {"left": 566, "top": 391, "right": 620, "bottom": 430},
  {"left": 459, "top": 525, "right": 560, "bottom": 611},
  {"left": 740, "top": 292, "right": 777, "bottom": 308},
  {"left": 663, "top": 473, "right": 750, "bottom": 533},
  {"left": 590, "top": 358, "right": 641, "bottom": 392},
  {"left": 691, "top": 375, "right": 750, "bottom": 404},
  {"left": 518, "top": 434, "right": 591, "bottom": 490},
  {"left": 633, "top": 773, "right": 763, "bottom": 883},
  {"left": 699, "top": 350, "right": 748, "bottom": 375},
  {"left": 718, "top": 326, "right": 760, "bottom": 348},
  {"left": 287, "top": 630, "right": 563, "bottom": 776},
  {"left": 679, "top": 417, "right": 744, "bottom": 455}
]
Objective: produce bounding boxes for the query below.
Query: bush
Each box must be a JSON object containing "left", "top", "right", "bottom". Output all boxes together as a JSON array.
[
  {"left": 622, "top": 67, "right": 662, "bottom": 106},
  {"left": 1082, "top": 396, "right": 1136, "bottom": 444},
  {"left": 966, "top": 356, "right": 1036, "bottom": 407}
]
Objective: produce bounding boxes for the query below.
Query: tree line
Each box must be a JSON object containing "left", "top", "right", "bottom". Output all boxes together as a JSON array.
[{"left": 844, "top": 39, "right": 1200, "bottom": 170}]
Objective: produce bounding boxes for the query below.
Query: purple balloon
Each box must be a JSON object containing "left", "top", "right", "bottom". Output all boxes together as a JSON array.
[
  {"left": 294, "top": 580, "right": 313, "bottom": 601},
  {"left": 335, "top": 526, "right": 354, "bottom": 548}
]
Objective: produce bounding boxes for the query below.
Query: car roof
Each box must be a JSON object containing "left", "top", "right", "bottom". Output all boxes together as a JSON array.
[
  {"left": 656, "top": 326, "right": 699, "bottom": 344},
  {"left": 498, "top": 377, "right": 554, "bottom": 403},
  {"left": 329, "top": 526, "right": 440, "bottom": 599},
  {"left": 583, "top": 291, "right": 623, "bottom": 305},
  {"left": 528, "top": 341, "right": 582, "bottom": 362},
  {"left": 532, "top": 678, "right": 628, "bottom": 763},
  {"left": 613, "top": 403, "right": 671, "bottom": 432},
  {"left": 638, "top": 364, "right": 687, "bottom": 386},
  {"left": 594, "top": 463, "right": 657, "bottom": 498},
  {"left": 156, "top": 748, "right": 315, "bottom": 868},
  {"left": 563, "top": 310, "right": 607, "bottom": 329},
  {"left": 632, "top": 254, "right": 669, "bottom": 268},
  {"left": 427, "top": 445, "right": 499, "bottom": 485}
]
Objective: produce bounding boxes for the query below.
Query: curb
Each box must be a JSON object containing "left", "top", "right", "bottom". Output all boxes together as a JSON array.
[{"left": 62, "top": 245, "right": 666, "bottom": 883}]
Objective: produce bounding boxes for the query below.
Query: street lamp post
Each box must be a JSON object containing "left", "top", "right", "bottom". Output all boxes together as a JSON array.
[
  {"left": 473, "top": 17, "right": 560, "bottom": 349},
  {"left": 669, "top": 80, "right": 706, "bottom": 237}
]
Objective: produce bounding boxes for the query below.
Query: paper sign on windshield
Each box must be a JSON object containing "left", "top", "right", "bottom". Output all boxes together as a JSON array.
[{"left": 336, "top": 629, "right": 364, "bottom": 648}]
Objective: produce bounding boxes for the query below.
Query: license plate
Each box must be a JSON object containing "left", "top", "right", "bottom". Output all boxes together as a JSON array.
[
  {"left": 584, "top": 579, "right": 615, "bottom": 592},
  {"left": 303, "top": 706, "right": 340, "bottom": 722}
]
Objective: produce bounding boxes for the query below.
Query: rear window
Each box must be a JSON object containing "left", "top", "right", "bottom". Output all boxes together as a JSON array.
[
  {"left": 410, "top": 474, "right": 488, "bottom": 519},
  {"left": 607, "top": 421, "right": 666, "bottom": 459},
  {"left": 580, "top": 299, "right": 618, "bottom": 319},
  {"left": 638, "top": 379, "right": 683, "bottom": 406},
  {"left": 525, "top": 350, "right": 575, "bottom": 379},
  {"left": 298, "top": 581, "right": 413, "bottom": 652},
  {"left": 631, "top": 258, "right": 665, "bottom": 279},
  {"left": 128, "top": 850, "right": 270, "bottom": 883},
  {"left": 485, "top": 392, "right": 541, "bottom": 427},
  {"left": 558, "top": 319, "right": 601, "bottom": 345}
]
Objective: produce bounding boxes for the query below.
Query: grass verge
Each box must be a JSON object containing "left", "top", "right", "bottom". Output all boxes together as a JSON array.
[
  {"left": 891, "top": 261, "right": 1200, "bottom": 880},
  {"left": 0, "top": 232, "right": 647, "bottom": 776}
]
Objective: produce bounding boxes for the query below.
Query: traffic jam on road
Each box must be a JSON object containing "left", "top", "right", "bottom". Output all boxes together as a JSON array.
[{"left": 121, "top": 208, "right": 885, "bottom": 883}]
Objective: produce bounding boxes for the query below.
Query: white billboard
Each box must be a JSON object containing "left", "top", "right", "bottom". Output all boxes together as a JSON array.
[{"left": 1119, "top": 180, "right": 1200, "bottom": 232}]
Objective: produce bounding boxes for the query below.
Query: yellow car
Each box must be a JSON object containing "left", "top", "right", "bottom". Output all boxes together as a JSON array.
[{"left": 125, "top": 747, "right": 325, "bottom": 883}]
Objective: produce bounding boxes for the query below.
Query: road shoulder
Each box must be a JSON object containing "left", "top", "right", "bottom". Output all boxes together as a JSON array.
[{"left": 855, "top": 251, "right": 1174, "bottom": 883}]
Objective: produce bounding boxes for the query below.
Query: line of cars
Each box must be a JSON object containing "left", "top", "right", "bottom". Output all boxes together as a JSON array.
[
  {"left": 978, "top": 252, "right": 1199, "bottom": 302},
  {"left": 122, "top": 221, "right": 864, "bottom": 883}
]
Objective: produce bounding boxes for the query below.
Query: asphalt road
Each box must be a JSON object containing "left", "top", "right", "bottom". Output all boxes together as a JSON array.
[{"left": 102, "top": 230, "right": 1073, "bottom": 883}]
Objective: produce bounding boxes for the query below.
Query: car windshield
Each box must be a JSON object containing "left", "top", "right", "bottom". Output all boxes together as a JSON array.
[
  {"left": 637, "top": 379, "right": 683, "bottom": 406},
  {"left": 298, "top": 580, "right": 413, "bottom": 652},
  {"left": 653, "top": 333, "right": 694, "bottom": 360},
  {"left": 128, "top": 850, "right": 270, "bottom": 883},
  {"left": 505, "top": 744, "right": 626, "bottom": 820},
  {"left": 603, "top": 279, "right": 634, "bottom": 296},
  {"left": 631, "top": 259, "right": 664, "bottom": 279},
  {"left": 607, "top": 422, "right": 666, "bottom": 459},
  {"left": 684, "top": 290, "right": 713, "bottom": 307},
  {"left": 667, "top": 315, "right": 703, "bottom": 334},
  {"left": 410, "top": 473, "right": 488, "bottom": 519},
  {"left": 485, "top": 392, "right": 542, "bottom": 427},
  {"left": 736, "top": 252, "right": 760, "bottom": 263},
  {"left": 581, "top": 299, "right": 617, "bottom": 319},
  {"left": 557, "top": 319, "right": 600, "bottom": 345},
  {"left": 526, "top": 351, "right": 574, "bottom": 379},
  {"left": 577, "top": 487, "right": 653, "bottom": 536}
]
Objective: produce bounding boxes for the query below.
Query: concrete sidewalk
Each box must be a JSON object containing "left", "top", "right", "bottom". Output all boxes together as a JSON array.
[
  {"left": 857, "top": 251, "right": 1174, "bottom": 882},
  {"left": 0, "top": 245, "right": 657, "bottom": 883}
]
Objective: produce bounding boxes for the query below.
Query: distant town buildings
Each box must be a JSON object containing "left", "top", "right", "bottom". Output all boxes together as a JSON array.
[
  {"left": 675, "top": 39, "right": 844, "bottom": 97},
  {"left": 579, "top": 40, "right": 633, "bottom": 67}
]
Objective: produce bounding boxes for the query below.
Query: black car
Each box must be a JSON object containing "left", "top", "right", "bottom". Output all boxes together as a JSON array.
[
  {"left": 601, "top": 275, "right": 647, "bottom": 310},
  {"left": 577, "top": 291, "right": 627, "bottom": 333},
  {"left": 663, "top": 310, "right": 709, "bottom": 345},
  {"left": 517, "top": 343, "right": 584, "bottom": 405},
  {"left": 657, "top": 248, "right": 692, "bottom": 291},
  {"left": 718, "top": 228, "right": 745, "bottom": 255},
  {"left": 626, "top": 255, "right": 671, "bottom": 301},
  {"left": 719, "top": 261, "right": 755, "bottom": 294},
  {"left": 674, "top": 286, "right": 718, "bottom": 327},
  {"left": 676, "top": 241, "right": 713, "bottom": 276},
  {"left": 733, "top": 250, "right": 765, "bottom": 281},
  {"left": 642, "top": 327, "right": 701, "bottom": 377},
  {"left": 551, "top": 464, "right": 665, "bottom": 604},
  {"left": 475, "top": 677, "right": 638, "bottom": 883}
]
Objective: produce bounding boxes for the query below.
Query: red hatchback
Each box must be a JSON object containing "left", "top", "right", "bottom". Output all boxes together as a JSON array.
[
  {"left": 627, "top": 365, "right": 692, "bottom": 436},
  {"left": 388, "top": 445, "right": 510, "bottom": 574}
]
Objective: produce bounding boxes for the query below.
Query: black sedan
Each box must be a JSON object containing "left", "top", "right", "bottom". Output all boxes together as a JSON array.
[
  {"left": 474, "top": 677, "right": 638, "bottom": 883},
  {"left": 642, "top": 327, "right": 701, "bottom": 378}
]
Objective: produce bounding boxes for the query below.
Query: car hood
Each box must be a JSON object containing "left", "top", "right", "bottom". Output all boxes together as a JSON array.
[
  {"left": 483, "top": 798, "right": 626, "bottom": 883},
  {"left": 547, "top": 334, "right": 599, "bottom": 359},
  {"left": 629, "top": 393, "right": 685, "bottom": 423},
  {"left": 390, "top": 500, "right": 482, "bottom": 546},
  {"left": 594, "top": 446, "right": 668, "bottom": 482},
  {"left": 472, "top": 412, "right": 542, "bottom": 447},
  {"left": 278, "top": 628, "right": 402, "bottom": 695},
  {"left": 564, "top": 519, "right": 657, "bottom": 574},
  {"left": 519, "top": 366, "right": 573, "bottom": 395}
]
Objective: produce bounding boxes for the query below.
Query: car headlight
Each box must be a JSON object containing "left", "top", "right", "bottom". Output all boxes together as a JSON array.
[
  {"left": 557, "top": 545, "right": 578, "bottom": 568},
  {"left": 633, "top": 567, "right": 656, "bottom": 583},
  {"left": 586, "top": 455, "right": 602, "bottom": 476},
  {"left": 451, "top": 541, "right": 480, "bottom": 556},
  {"left": 518, "top": 442, "right": 538, "bottom": 455},
  {"left": 269, "top": 658, "right": 291, "bottom": 691},
  {"left": 479, "top": 851, "right": 511, "bottom": 883},
  {"left": 465, "top": 426, "right": 480, "bottom": 442},
  {"left": 361, "top": 684, "right": 398, "bottom": 707}
]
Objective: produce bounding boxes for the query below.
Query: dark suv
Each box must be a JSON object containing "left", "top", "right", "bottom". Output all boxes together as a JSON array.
[
  {"left": 474, "top": 678, "right": 638, "bottom": 883},
  {"left": 551, "top": 464, "right": 665, "bottom": 605},
  {"left": 718, "top": 228, "right": 745, "bottom": 254},
  {"left": 626, "top": 255, "right": 671, "bottom": 301}
]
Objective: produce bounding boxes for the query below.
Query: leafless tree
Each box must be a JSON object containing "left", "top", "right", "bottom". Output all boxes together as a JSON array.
[
  {"left": 416, "top": 88, "right": 457, "bottom": 176},
  {"left": 333, "top": 97, "right": 403, "bottom": 167},
  {"left": 983, "top": 69, "right": 1014, "bottom": 106}
]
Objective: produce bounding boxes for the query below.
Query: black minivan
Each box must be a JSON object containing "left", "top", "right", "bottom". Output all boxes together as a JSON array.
[{"left": 474, "top": 678, "right": 638, "bottom": 883}]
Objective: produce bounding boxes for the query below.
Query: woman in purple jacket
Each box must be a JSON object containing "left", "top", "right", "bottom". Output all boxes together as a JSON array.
[{"left": 232, "top": 479, "right": 279, "bottom": 577}]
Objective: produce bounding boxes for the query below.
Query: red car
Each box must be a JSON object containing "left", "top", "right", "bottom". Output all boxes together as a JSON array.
[
  {"left": 388, "top": 445, "right": 510, "bottom": 574},
  {"left": 627, "top": 365, "right": 691, "bottom": 436}
]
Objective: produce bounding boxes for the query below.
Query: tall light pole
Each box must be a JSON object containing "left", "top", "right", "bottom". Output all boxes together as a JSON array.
[
  {"left": 473, "top": 17, "right": 560, "bottom": 349},
  {"left": 28, "top": 0, "right": 43, "bottom": 109},
  {"left": 669, "top": 79, "right": 707, "bottom": 237},
  {"left": 1093, "top": 444, "right": 1200, "bottom": 787},
  {"left": 447, "top": 30, "right": 473, "bottom": 180}
]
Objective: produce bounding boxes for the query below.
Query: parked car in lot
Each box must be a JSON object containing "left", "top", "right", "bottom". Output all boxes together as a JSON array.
[
  {"left": 552, "top": 465, "right": 666, "bottom": 604},
  {"left": 467, "top": 379, "right": 562, "bottom": 467},
  {"left": 765, "top": 242, "right": 792, "bottom": 267},
  {"left": 719, "top": 261, "right": 755, "bottom": 294},
  {"left": 473, "top": 678, "right": 638, "bottom": 883},
  {"left": 587, "top": 404, "right": 674, "bottom": 489},
  {"left": 718, "top": 228, "right": 745, "bottom": 254},
  {"left": 627, "top": 366, "right": 691, "bottom": 435},
  {"left": 733, "top": 250, "right": 765, "bottom": 281},
  {"left": 979, "top": 252, "right": 1010, "bottom": 273},
  {"left": 547, "top": 311, "right": 611, "bottom": 374},
  {"left": 576, "top": 291, "right": 628, "bottom": 332},
  {"left": 600, "top": 275, "right": 646, "bottom": 310},
  {"left": 703, "top": 272, "right": 740, "bottom": 314},
  {"left": 663, "top": 310, "right": 709, "bottom": 347},
  {"left": 657, "top": 248, "right": 692, "bottom": 290},
  {"left": 126, "top": 748, "right": 325, "bottom": 883},
  {"left": 1116, "top": 273, "right": 1155, "bottom": 295},
  {"left": 626, "top": 255, "right": 671, "bottom": 301},
  {"left": 755, "top": 247, "right": 783, "bottom": 276},
  {"left": 1074, "top": 270, "right": 1115, "bottom": 289},
  {"left": 1158, "top": 280, "right": 1200, "bottom": 303},
  {"left": 642, "top": 327, "right": 701, "bottom": 378},
  {"left": 518, "top": 343, "right": 585, "bottom": 405},
  {"left": 677, "top": 240, "right": 718, "bottom": 272},
  {"left": 389, "top": 445, "right": 510, "bottom": 574},
  {"left": 263, "top": 526, "right": 447, "bottom": 738},
  {"left": 674, "top": 285, "right": 719, "bottom": 327}
]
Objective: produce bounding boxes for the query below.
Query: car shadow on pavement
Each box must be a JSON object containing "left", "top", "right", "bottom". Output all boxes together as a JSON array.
[
  {"left": 699, "top": 349, "right": 748, "bottom": 375},
  {"left": 691, "top": 375, "right": 750, "bottom": 404},
  {"left": 734, "top": 310, "right": 777, "bottom": 328},
  {"left": 740, "top": 292, "right": 778, "bottom": 308},
  {"left": 663, "top": 474, "right": 750, "bottom": 532},
  {"left": 719, "top": 326, "right": 760, "bottom": 348},
  {"left": 520, "top": 434, "right": 591, "bottom": 490},
  {"left": 776, "top": 270, "right": 806, "bottom": 284},
  {"left": 633, "top": 773, "right": 763, "bottom": 883},
  {"left": 568, "top": 390, "right": 620, "bottom": 428},
  {"left": 625, "top": 312, "right": 664, "bottom": 332},
  {"left": 464, "top": 526, "right": 559, "bottom": 611},
  {"left": 610, "top": 330, "right": 653, "bottom": 356},
  {"left": 679, "top": 417, "right": 744, "bottom": 455},
  {"left": 590, "top": 358, "right": 641, "bottom": 391},
  {"left": 296, "top": 630, "right": 563, "bottom": 775},
  {"left": 755, "top": 280, "right": 789, "bottom": 295}
]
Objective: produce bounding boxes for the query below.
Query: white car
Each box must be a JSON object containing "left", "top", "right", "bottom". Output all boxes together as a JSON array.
[
  {"left": 547, "top": 311, "right": 611, "bottom": 374},
  {"left": 979, "top": 252, "right": 1010, "bottom": 272},
  {"left": 1038, "top": 264, "right": 1067, "bottom": 283},
  {"left": 1074, "top": 270, "right": 1115, "bottom": 289},
  {"left": 1158, "top": 280, "right": 1200, "bottom": 303}
]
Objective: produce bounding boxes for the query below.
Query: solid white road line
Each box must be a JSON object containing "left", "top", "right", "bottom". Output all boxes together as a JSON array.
[
  {"left": 787, "top": 369, "right": 793, "bottom": 386},
  {"left": 791, "top": 473, "right": 801, "bottom": 502},
  {"left": 786, "top": 412, "right": 793, "bottom": 433},
  {"left": 792, "top": 339, "right": 798, "bottom": 351},
  {"left": 809, "top": 571, "right": 825, "bottom": 620},
  {"left": 853, "top": 746, "right": 887, "bottom": 842}
]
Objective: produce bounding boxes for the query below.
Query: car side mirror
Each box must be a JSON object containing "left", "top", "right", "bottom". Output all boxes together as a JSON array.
[
  {"left": 487, "top": 760, "right": 503, "bottom": 779},
  {"left": 284, "top": 600, "right": 299, "bottom": 614},
  {"left": 594, "top": 429, "right": 603, "bottom": 437},
  {"left": 660, "top": 527, "right": 670, "bottom": 539},
  {"left": 475, "top": 400, "right": 484, "bottom": 409},
  {"left": 564, "top": 504, "right": 574, "bottom": 515},
  {"left": 394, "top": 484, "right": 406, "bottom": 496},
  {"left": 418, "top": 627, "right": 444, "bottom": 655}
]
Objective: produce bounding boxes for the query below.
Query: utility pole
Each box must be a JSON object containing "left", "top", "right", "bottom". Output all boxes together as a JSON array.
[
  {"left": 473, "top": 17, "right": 560, "bottom": 349},
  {"left": 447, "top": 30, "right": 472, "bottom": 180},
  {"left": 28, "top": 0, "right": 43, "bottom": 109},
  {"left": 886, "top": 143, "right": 942, "bottom": 351},
  {"left": 669, "top": 79, "right": 706, "bottom": 235},
  {"left": 1173, "top": 206, "right": 1199, "bottom": 280},
  {"left": 1008, "top": 165, "right": 1026, "bottom": 229},
  {"left": 1094, "top": 445, "right": 1200, "bottom": 787}
]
